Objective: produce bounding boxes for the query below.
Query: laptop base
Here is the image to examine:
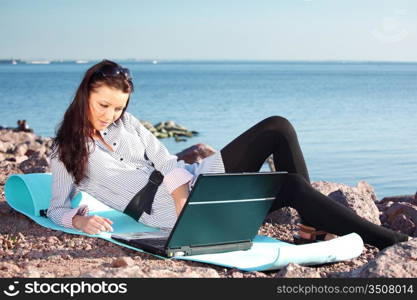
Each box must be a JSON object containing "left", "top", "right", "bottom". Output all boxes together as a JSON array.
[{"left": 111, "top": 235, "right": 252, "bottom": 258}]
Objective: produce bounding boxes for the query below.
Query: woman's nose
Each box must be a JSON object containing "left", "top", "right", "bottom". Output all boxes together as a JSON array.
[{"left": 103, "top": 108, "right": 115, "bottom": 121}]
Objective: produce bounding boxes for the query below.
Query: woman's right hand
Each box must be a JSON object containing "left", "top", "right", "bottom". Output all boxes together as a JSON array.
[{"left": 72, "top": 215, "right": 113, "bottom": 235}]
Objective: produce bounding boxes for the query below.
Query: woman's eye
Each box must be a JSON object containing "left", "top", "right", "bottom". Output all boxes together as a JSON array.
[{"left": 100, "top": 104, "right": 108, "bottom": 108}]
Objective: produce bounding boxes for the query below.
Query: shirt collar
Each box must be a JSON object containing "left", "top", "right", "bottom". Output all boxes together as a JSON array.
[{"left": 99, "top": 121, "right": 116, "bottom": 134}]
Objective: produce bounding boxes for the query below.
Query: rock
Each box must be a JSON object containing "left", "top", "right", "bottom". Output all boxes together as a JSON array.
[
  {"left": 356, "top": 238, "right": 417, "bottom": 277},
  {"left": 0, "top": 141, "right": 10, "bottom": 152},
  {"left": 23, "top": 267, "right": 41, "bottom": 277},
  {"left": 390, "top": 215, "right": 415, "bottom": 236},
  {"left": 275, "top": 263, "right": 322, "bottom": 278},
  {"left": 174, "top": 136, "right": 187, "bottom": 142},
  {"left": 356, "top": 181, "right": 377, "bottom": 201},
  {"left": 380, "top": 195, "right": 417, "bottom": 206},
  {"left": 146, "top": 266, "right": 220, "bottom": 278},
  {"left": 110, "top": 257, "right": 135, "bottom": 268},
  {"left": 384, "top": 202, "right": 417, "bottom": 236},
  {"left": 0, "top": 262, "right": 21, "bottom": 273},
  {"left": 14, "top": 142, "right": 29, "bottom": 156},
  {"left": 142, "top": 120, "right": 196, "bottom": 141},
  {"left": 228, "top": 269, "right": 244, "bottom": 278},
  {"left": 47, "top": 236, "right": 60, "bottom": 244},
  {"left": 26, "top": 143, "right": 47, "bottom": 158},
  {"left": 266, "top": 207, "right": 301, "bottom": 225},
  {"left": 15, "top": 155, "right": 28, "bottom": 164},
  {"left": 176, "top": 143, "right": 216, "bottom": 164},
  {"left": 18, "top": 153, "right": 50, "bottom": 173},
  {"left": 0, "top": 202, "right": 13, "bottom": 214},
  {"left": 312, "top": 181, "right": 381, "bottom": 225}
]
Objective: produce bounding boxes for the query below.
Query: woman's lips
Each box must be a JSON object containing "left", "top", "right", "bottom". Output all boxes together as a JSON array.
[{"left": 100, "top": 121, "right": 109, "bottom": 126}]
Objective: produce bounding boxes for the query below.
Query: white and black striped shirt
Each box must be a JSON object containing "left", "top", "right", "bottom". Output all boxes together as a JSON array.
[{"left": 47, "top": 111, "right": 225, "bottom": 230}]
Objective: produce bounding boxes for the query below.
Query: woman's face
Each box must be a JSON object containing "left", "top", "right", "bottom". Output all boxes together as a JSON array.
[{"left": 88, "top": 85, "right": 129, "bottom": 133}]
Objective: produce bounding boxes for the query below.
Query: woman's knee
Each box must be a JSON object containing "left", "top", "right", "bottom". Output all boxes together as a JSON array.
[{"left": 260, "top": 116, "right": 297, "bottom": 137}]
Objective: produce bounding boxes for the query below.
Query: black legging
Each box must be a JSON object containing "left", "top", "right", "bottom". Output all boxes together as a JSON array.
[{"left": 220, "top": 116, "right": 409, "bottom": 250}]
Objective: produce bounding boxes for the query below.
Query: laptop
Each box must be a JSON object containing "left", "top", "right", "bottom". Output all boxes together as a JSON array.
[{"left": 111, "top": 171, "right": 287, "bottom": 257}]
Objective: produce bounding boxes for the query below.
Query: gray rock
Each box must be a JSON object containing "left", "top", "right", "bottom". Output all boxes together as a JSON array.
[
  {"left": 384, "top": 202, "right": 417, "bottom": 237},
  {"left": 266, "top": 207, "right": 301, "bottom": 225},
  {"left": 380, "top": 195, "right": 417, "bottom": 206},
  {"left": 355, "top": 238, "right": 417, "bottom": 278},
  {"left": 390, "top": 214, "right": 415, "bottom": 236},
  {"left": 275, "top": 263, "right": 322, "bottom": 278},
  {"left": 0, "top": 202, "right": 13, "bottom": 215},
  {"left": 313, "top": 181, "right": 381, "bottom": 225},
  {"left": 27, "top": 143, "right": 47, "bottom": 157},
  {"left": 18, "top": 153, "right": 50, "bottom": 174}
]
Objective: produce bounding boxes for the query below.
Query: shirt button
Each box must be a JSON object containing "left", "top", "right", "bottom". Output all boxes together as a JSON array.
[
  {"left": 103, "top": 132, "right": 107, "bottom": 135},
  {"left": 113, "top": 142, "right": 116, "bottom": 146},
  {"left": 120, "top": 158, "right": 123, "bottom": 161}
]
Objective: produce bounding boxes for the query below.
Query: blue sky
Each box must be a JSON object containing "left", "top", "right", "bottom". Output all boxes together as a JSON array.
[{"left": 1, "top": 0, "right": 416, "bottom": 61}]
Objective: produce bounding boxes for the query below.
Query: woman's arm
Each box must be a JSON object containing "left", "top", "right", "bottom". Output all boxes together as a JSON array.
[
  {"left": 128, "top": 112, "right": 194, "bottom": 194},
  {"left": 171, "top": 182, "right": 190, "bottom": 216},
  {"left": 48, "top": 154, "right": 113, "bottom": 234},
  {"left": 47, "top": 154, "right": 89, "bottom": 228}
]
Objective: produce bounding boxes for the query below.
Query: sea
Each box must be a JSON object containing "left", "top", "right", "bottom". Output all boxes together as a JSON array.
[{"left": 0, "top": 61, "right": 416, "bottom": 199}]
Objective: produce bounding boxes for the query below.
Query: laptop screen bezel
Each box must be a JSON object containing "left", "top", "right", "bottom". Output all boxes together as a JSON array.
[{"left": 164, "top": 171, "right": 287, "bottom": 250}]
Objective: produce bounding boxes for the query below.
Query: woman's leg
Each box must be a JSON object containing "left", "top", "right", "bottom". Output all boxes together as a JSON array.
[
  {"left": 220, "top": 116, "right": 409, "bottom": 249},
  {"left": 220, "top": 116, "right": 310, "bottom": 182},
  {"left": 272, "top": 173, "right": 409, "bottom": 250}
]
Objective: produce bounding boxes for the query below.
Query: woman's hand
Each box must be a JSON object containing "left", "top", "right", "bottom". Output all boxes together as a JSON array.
[{"left": 72, "top": 215, "right": 113, "bottom": 235}]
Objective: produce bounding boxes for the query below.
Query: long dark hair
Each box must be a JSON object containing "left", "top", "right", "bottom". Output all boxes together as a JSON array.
[{"left": 51, "top": 59, "right": 134, "bottom": 185}]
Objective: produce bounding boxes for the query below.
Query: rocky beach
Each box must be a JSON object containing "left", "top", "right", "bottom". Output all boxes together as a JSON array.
[{"left": 0, "top": 122, "right": 416, "bottom": 278}]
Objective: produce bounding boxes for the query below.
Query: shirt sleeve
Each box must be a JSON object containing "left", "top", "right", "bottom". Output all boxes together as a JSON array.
[
  {"left": 47, "top": 153, "right": 89, "bottom": 229},
  {"left": 128, "top": 113, "right": 194, "bottom": 193}
]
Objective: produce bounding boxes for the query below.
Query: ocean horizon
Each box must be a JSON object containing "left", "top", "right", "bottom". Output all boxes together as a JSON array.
[{"left": 1, "top": 61, "right": 416, "bottom": 198}]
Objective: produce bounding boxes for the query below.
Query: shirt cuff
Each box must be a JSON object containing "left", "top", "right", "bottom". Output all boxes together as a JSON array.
[
  {"left": 163, "top": 167, "right": 194, "bottom": 194},
  {"left": 61, "top": 204, "right": 89, "bottom": 229}
]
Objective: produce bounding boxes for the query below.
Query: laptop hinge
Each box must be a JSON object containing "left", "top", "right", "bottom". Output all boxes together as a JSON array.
[{"left": 167, "top": 240, "right": 252, "bottom": 257}]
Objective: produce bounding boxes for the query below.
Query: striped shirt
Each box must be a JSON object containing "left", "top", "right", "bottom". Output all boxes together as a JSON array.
[{"left": 47, "top": 111, "right": 225, "bottom": 230}]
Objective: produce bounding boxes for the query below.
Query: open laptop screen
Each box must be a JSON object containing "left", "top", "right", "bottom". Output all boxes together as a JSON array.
[{"left": 167, "top": 171, "right": 287, "bottom": 249}]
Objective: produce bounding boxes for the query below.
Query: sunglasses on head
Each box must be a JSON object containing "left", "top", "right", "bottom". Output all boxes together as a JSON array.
[{"left": 93, "top": 64, "right": 132, "bottom": 81}]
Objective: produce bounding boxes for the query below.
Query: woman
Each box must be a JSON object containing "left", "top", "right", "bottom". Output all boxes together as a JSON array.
[{"left": 48, "top": 59, "right": 409, "bottom": 250}]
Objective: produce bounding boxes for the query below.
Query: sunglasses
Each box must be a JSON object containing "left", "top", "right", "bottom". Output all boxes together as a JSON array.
[{"left": 93, "top": 65, "right": 132, "bottom": 81}]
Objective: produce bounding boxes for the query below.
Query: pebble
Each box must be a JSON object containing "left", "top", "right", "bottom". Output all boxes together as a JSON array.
[
  {"left": 47, "top": 236, "right": 60, "bottom": 244},
  {"left": 0, "top": 262, "right": 21, "bottom": 273},
  {"left": 110, "top": 257, "right": 135, "bottom": 268}
]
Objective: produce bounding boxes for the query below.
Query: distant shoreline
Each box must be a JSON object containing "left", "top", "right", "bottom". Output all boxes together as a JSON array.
[{"left": 1, "top": 59, "right": 417, "bottom": 65}]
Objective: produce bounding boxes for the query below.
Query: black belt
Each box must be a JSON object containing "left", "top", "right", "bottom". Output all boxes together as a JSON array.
[{"left": 123, "top": 170, "right": 164, "bottom": 221}]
